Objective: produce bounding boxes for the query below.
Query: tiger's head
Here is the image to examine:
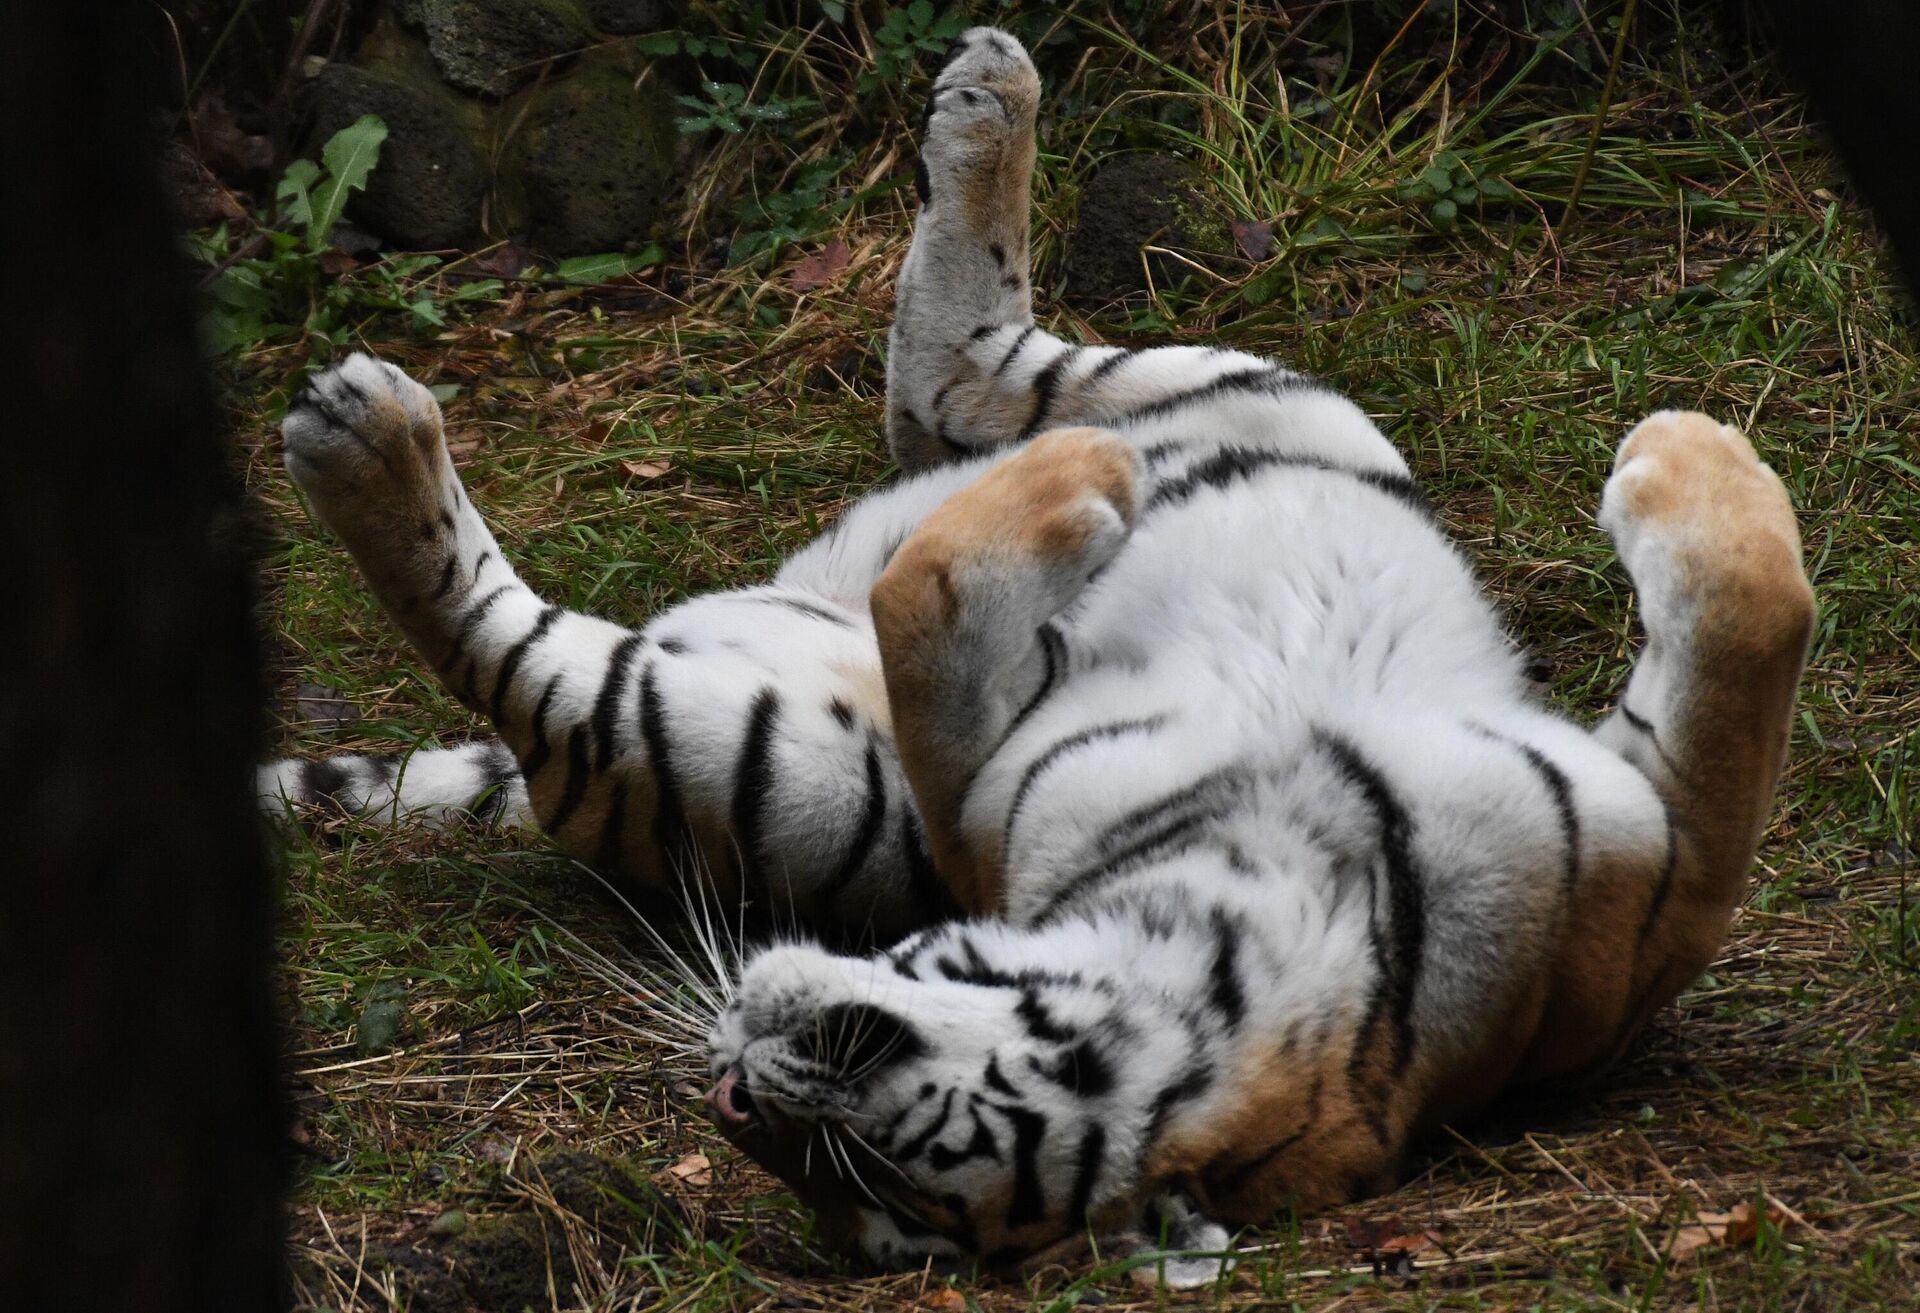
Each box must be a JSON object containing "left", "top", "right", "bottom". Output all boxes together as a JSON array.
[{"left": 704, "top": 936, "right": 1232, "bottom": 1275}]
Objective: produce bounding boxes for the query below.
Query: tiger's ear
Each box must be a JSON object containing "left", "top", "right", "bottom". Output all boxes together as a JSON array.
[{"left": 1109, "top": 1186, "right": 1235, "bottom": 1290}]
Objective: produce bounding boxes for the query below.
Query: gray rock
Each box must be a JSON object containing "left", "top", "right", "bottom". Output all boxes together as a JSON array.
[
  {"left": 509, "top": 46, "right": 679, "bottom": 255},
  {"left": 305, "top": 6, "right": 680, "bottom": 253},
  {"left": 309, "top": 58, "right": 488, "bottom": 249},
  {"left": 415, "top": 0, "right": 593, "bottom": 97},
  {"left": 1064, "top": 153, "right": 1233, "bottom": 306}
]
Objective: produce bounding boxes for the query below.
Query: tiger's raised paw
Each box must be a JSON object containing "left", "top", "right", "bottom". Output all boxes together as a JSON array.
[
  {"left": 917, "top": 27, "right": 1040, "bottom": 217},
  {"left": 281, "top": 353, "right": 453, "bottom": 543},
  {"left": 1597, "top": 410, "right": 1812, "bottom": 654}
]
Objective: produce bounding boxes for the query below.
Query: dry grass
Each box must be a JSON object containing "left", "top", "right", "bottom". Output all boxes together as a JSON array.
[{"left": 220, "top": 3, "right": 1918, "bottom": 1307}]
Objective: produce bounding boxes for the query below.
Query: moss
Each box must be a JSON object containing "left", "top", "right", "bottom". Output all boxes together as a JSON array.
[
  {"left": 503, "top": 42, "right": 679, "bottom": 256},
  {"left": 442, "top": 1215, "right": 555, "bottom": 1311},
  {"left": 362, "top": 1244, "right": 474, "bottom": 1313},
  {"left": 532, "top": 1148, "right": 682, "bottom": 1234},
  {"left": 403, "top": 1152, "right": 685, "bottom": 1311},
  {"left": 1063, "top": 153, "right": 1235, "bottom": 306}
]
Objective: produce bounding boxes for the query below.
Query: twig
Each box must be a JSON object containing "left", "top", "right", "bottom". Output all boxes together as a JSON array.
[{"left": 1562, "top": 0, "right": 1640, "bottom": 223}]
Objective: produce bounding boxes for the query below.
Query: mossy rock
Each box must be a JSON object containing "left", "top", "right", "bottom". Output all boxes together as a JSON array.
[
  {"left": 309, "top": 18, "right": 488, "bottom": 248},
  {"left": 503, "top": 44, "right": 678, "bottom": 256},
  {"left": 362, "top": 1244, "right": 474, "bottom": 1313},
  {"left": 531, "top": 1149, "right": 682, "bottom": 1234},
  {"left": 405, "top": 1151, "right": 683, "bottom": 1311},
  {"left": 1064, "top": 153, "right": 1235, "bottom": 306},
  {"left": 443, "top": 1215, "right": 556, "bottom": 1312},
  {"left": 405, "top": 0, "right": 594, "bottom": 97}
]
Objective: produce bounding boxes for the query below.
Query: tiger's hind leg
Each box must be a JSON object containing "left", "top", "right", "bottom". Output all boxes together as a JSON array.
[
  {"left": 277, "top": 355, "right": 950, "bottom": 941},
  {"left": 870, "top": 427, "right": 1141, "bottom": 914},
  {"left": 887, "top": 29, "right": 1343, "bottom": 471},
  {"left": 1525, "top": 412, "right": 1814, "bottom": 1076},
  {"left": 886, "top": 28, "right": 1042, "bottom": 467}
]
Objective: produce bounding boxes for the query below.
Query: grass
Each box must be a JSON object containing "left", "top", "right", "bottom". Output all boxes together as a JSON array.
[{"left": 223, "top": 2, "right": 1918, "bottom": 1308}]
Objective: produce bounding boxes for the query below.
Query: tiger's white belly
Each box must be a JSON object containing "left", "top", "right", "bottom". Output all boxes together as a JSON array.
[{"left": 961, "top": 455, "right": 1525, "bottom": 919}]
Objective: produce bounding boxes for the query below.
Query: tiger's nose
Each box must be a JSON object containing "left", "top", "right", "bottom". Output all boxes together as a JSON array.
[{"left": 705, "top": 1063, "right": 759, "bottom": 1127}]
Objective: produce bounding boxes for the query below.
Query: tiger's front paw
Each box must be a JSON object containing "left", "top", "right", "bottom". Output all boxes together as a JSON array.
[
  {"left": 917, "top": 28, "right": 1040, "bottom": 214},
  {"left": 281, "top": 354, "right": 451, "bottom": 537}
]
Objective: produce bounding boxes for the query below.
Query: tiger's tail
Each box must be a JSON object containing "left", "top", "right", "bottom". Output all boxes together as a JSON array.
[{"left": 257, "top": 739, "right": 531, "bottom": 829}]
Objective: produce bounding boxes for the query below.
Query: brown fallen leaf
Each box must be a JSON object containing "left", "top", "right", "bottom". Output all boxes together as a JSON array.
[
  {"left": 1663, "top": 1201, "right": 1781, "bottom": 1262},
  {"left": 1343, "top": 1214, "right": 1406, "bottom": 1249},
  {"left": 668, "top": 1152, "right": 714, "bottom": 1187},
  {"left": 472, "top": 242, "right": 532, "bottom": 278},
  {"left": 789, "top": 238, "right": 852, "bottom": 292},
  {"left": 1232, "top": 219, "right": 1275, "bottom": 261},
  {"left": 1378, "top": 1228, "right": 1443, "bottom": 1255},
  {"left": 191, "top": 91, "right": 273, "bottom": 177},
  {"left": 620, "top": 458, "right": 673, "bottom": 481},
  {"left": 316, "top": 248, "right": 359, "bottom": 277}
]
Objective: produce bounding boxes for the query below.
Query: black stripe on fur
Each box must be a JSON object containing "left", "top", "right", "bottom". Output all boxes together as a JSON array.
[{"left": 1315, "top": 729, "right": 1426, "bottom": 1075}]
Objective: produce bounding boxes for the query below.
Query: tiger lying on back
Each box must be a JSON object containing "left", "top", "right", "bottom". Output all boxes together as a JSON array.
[{"left": 264, "top": 28, "right": 1814, "bottom": 1281}]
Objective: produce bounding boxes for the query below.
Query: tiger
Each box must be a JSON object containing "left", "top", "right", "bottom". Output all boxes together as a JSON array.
[{"left": 263, "top": 27, "right": 1814, "bottom": 1283}]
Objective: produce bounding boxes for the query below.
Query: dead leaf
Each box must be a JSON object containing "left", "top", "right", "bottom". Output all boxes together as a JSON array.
[
  {"left": 191, "top": 92, "right": 273, "bottom": 177},
  {"left": 923, "top": 1289, "right": 968, "bottom": 1312},
  {"left": 620, "top": 458, "right": 672, "bottom": 481},
  {"left": 473, "top": 242, "right": 532, "bottom": 278},
  {"left": 1378, "top": 1228, "right": 1443, "bottom": 1255},
  {"left": 1662, "top": 1201, "right": 1782, "bottom": 1262},
  {"left": 1232, "top": 219, "right": 1275, "bottom": 261},
  {"left": 446, "top": 433, "right": 483, "bottom": 465},
  {"left": 1343, "top": 1215, "right": 1405, "bottom": 1249},
  {"left": 316, "top": 248, "right": 358, "bottom": 277},
  {"left": 788, "top": 239, "right": 852, "bottom": 292},
  {"left": 668, "top": 1152, "right": 713, "bottom": 1187},
  {"left": 293, "top": 682, "right": 359, "bottom": 728},
  {"left": 473, "top": 1135, "right": 516, "bottom": 1167}
]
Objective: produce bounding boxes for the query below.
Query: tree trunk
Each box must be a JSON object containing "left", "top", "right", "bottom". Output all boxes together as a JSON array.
[{"left": 0, "top": 8, "right": 285, "bottom": 1311}]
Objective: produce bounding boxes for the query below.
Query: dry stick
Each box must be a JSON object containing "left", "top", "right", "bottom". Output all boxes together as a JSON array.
[
  {"left": 1561, "top": 0, "right": 1641, "bottom": 224},
  {"left": 269, "top": 0, "right": 337, "bottom": 164}
]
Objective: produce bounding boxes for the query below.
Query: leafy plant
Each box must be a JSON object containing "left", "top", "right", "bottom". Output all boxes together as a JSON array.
[
  {"left": 675, "top": 80, "right": 819, "bottom": 135},
  {"left": 864, "top": 1, "right": 968, "bottom": 91},
  {"left": 729, "top": 159, "right": 849, "bottom": 263},
  {"left": 1398, "top": 151, "right": 1515, "bottom": 232},
  {"left": 275, "top": 115, "right": 387, "bottom": 251},
  {"left": 193, "top": 115, "right": 511, "bottom": 359}
]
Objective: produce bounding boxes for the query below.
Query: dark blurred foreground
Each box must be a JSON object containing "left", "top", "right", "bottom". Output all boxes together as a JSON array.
[{"left": 0, "top": 6, "right": 283, "bottom": 1312}]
